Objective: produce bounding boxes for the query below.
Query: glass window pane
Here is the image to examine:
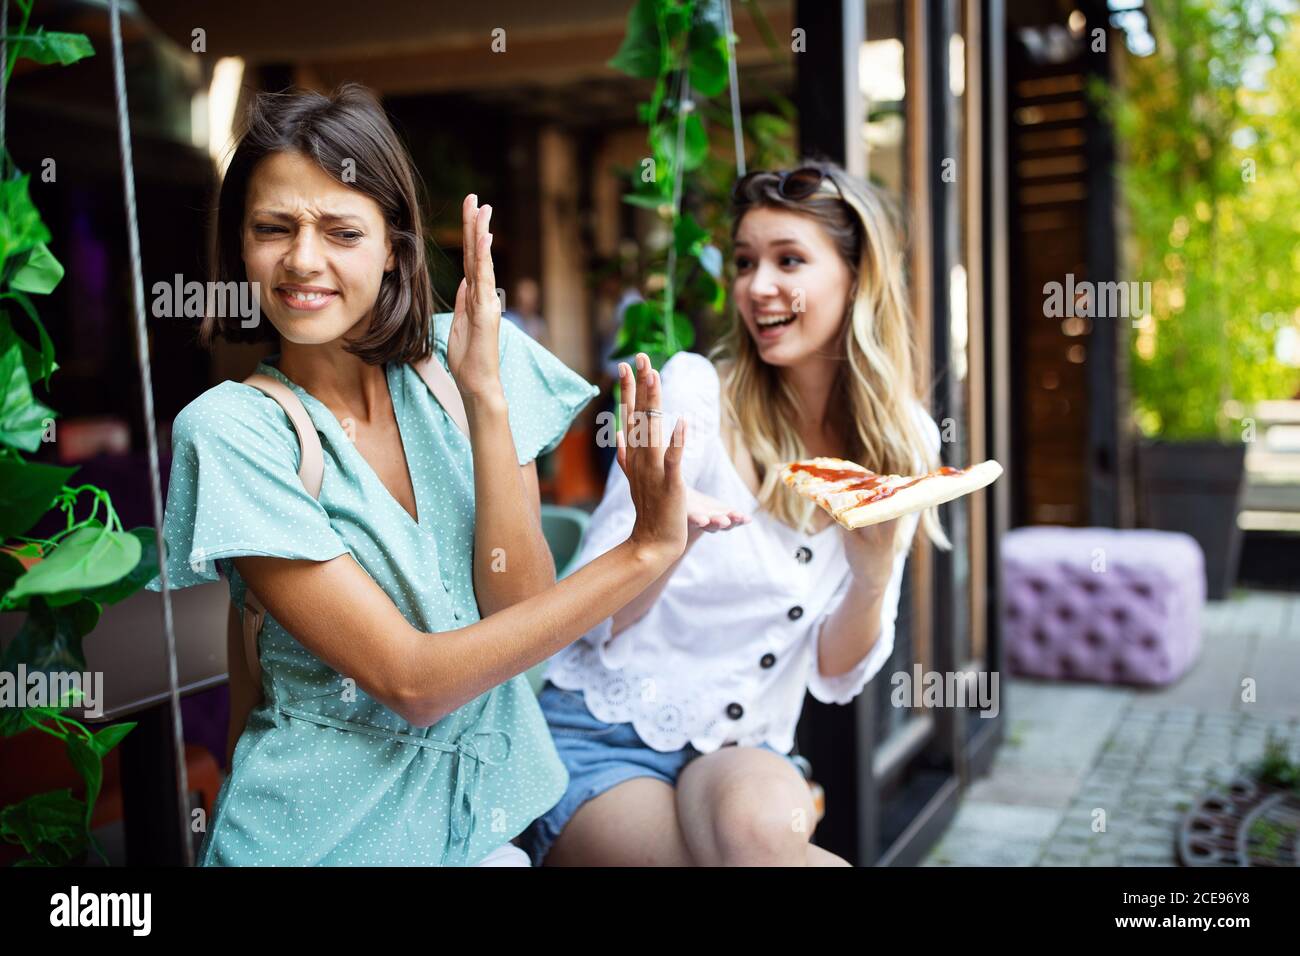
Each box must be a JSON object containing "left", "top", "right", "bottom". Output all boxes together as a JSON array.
[
  {"left": 863, "top": 0, "right": 922, "bottom": 741},
  {"left": 948, "top": 0, "right": 975, "bottom": 669}
]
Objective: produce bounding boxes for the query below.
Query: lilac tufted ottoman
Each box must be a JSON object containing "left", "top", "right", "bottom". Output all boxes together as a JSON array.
[{"left": 1001, "top": 526, "right": 1205, "bottom": 686}]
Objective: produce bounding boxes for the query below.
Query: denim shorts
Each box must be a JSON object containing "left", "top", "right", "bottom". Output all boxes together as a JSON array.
[{"left": 519, "top": 680, "right": 798, "bottom": 866}]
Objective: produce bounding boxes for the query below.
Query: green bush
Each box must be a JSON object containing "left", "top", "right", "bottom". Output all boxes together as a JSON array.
[{"left": 1113, "top": 0, "right": 1300, "bottom": 441}]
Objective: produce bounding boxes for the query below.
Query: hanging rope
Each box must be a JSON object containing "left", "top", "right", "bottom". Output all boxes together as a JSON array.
[
  {"left": 722, "top": 0, "right": 746, "bottom": 177},
  {"left": 663, "top": 67, "right": 691, "bottom": 347},
  {"left": 664, "top": 2, "right": 745, "bottom": 350},
  {"left": 108, "top": 0, "right": 193, "bottom": 866}
]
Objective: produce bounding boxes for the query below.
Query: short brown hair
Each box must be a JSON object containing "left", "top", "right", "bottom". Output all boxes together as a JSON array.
[{"left": 204, "top": 83, "right": 433, "bottom": 364}]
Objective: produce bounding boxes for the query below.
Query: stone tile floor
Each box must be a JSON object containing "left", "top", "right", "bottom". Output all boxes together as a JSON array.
[{"left": 922, "top": 589, "right": 1300, "bottom": 867}]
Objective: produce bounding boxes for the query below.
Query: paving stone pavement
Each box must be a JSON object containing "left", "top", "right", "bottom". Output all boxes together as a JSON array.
[{"left": 922, "top": 590, "right": 1300, "bottom": 867}]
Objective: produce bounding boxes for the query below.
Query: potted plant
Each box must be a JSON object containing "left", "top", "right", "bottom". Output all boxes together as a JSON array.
[
  {"left": 1112, "top": 0, "right": 1300, "bottom": 599},
  {"left": 0, "top": 1, "right": 158, "bottom": 865}
]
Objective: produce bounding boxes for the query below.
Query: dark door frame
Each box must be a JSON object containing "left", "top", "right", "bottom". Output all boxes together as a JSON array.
[{"left": 793, "top": 0, "right": 1009, "bottom": 866}]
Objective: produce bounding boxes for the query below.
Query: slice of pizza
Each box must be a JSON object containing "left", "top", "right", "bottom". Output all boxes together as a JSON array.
[{"left": 780, "top": 457, "right": 1003, "bottom": 530}]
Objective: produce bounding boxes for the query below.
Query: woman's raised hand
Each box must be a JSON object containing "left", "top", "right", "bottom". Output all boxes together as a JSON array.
[
  {"left": 447, "top": 194, "right": 503, "bottom": 399},
  {"left": 617, "top": 353, "right": 689, "bottom": 565}
]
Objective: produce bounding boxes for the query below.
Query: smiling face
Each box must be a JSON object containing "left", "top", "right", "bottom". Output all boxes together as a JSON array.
[
  {"left": 241, "top": 150, "right": 395, "bottom": 348},
  {"left": 732, "top": 206, "right": 854, "bottom": 369}
]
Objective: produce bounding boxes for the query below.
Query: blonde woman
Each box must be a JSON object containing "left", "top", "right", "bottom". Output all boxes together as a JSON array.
[{"left": 520, "top": 161, "right": 951, "bottom": 866}]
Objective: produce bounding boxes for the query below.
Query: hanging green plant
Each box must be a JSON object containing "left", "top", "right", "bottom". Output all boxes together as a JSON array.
[
  {"left": 0, "top": 0, "right": 158, "bottom": 866},
  {"left": 608, "top": 0, "right": 795, "bottom": 373},
  {"left": 608, "top": 0, "right": 733, "bottom": 369}
]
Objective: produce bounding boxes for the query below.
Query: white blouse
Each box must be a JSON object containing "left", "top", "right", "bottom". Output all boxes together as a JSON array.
[{"left": 544, "top": 351, "right": 941, "bottom": 754}]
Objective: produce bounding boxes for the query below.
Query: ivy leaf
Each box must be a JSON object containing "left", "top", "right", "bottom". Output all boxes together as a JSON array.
[
  {"left": 696, "top": 267, "right": 728, "bottom": 312},
  {"left": 0, "top": 550, "right": 27, "bottom": 605},
  {"left": 622, "top": 191, "right": 672, "bottom": 212},
  {"left": 608, "top": 0, "right": 662, "bottom": 78},
  {"left": 652, "top": 113, "right": 709, "bottom": 175},
  {"left": 674, "top": 213, "right": 710, "bottom": 259},
  {"left": 670, "top": 310, "right": 696, "bottom": 352},
  {"left": 0, "top": 176, "right": 51, "bottom": 280},
  {"left": 80, "top": 528, "right": 157, "bottom": 606},
  {"left": 692, "top": 0, "right": 729, "bottom": 38},
  {"left": 0, "top": 597, "right": 101, "bottom": 673},
  {"left": 620, "top": 335, "right": 670, "bottom": 369},
  {"left": 90, "top": 721, "right": 135, "bottom": 758},
  {"left": 689, "top": 266, "right": 725, "bottom": 313},
  {"left": 7, "top": 29, "right": 94, "bottom": 68},
  {"left": 689, "top": 36, "right": 730, "bottom": 97},
  {"left": 0, "top": 704, "right": 24, "bottom": 738},
  {"left": 0, "top": 307, "right": 58, "bottom": 387},
  {"left": 0, "top": 313, "right": 44, "bottom": 384},
  {"left": 649, "top": 121, "right": 675, "bottom": 176},
  {"left": 663, "top": 4, "right": 691, "bottom": 38},
  {"left": 689, "top": 3, "right": 731, "bottom": 97},
  {"left": 750, "top": 111, "right": 795, "bottom": 144},
  {"left": 0, "top": 456, "right": 75, "bottom": 540},
  {"left": 8, "top": 525, "right": 142, "bottom": 602},
  {"left": 610, "top": 300, "right": 694, "bottom": 360},
  {"left": 624, "top": 148, "right": 673, "bottom": 205},
  {"left": 64, "top": 733, "right": 102, "bottom": 828},
  {"left": 4, "top": 557, "right": 53, "bottom": 617},
  {"left": 611, "top": 300, "right": 663, "bottom": 359},
  {"left": 9, "top": 243, "right": 64, "bottom": 295},
  {"left": 0, "top": 342, "right": 53, "bottom": 452},
  {"left": 682, "top": 113, "right": 709, "bottom": 170},
  {"left": 0, "top": 789, "right": 89, "bottom": 865}
]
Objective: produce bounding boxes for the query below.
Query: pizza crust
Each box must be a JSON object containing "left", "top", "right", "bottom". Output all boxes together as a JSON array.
[{"left": 780, "top": 457, "right": 1003, "bottom": 530}]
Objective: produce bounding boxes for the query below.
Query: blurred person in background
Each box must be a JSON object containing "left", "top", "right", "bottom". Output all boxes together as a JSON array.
[{"left": 503, "top": 276, "right": 550, "bottom": 350}]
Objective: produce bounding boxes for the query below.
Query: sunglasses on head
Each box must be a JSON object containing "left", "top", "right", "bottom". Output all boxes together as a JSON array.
[{"left": 732, "top": 166, "right": 842, "bottom": 202}]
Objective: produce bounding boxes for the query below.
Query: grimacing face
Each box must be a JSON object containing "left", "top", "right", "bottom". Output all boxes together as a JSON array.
[
  {"left": 732, "top": 205, "right": 853, "bottom": 368},
  {"left": 241, "top": 150, "right": 395, "bottom": 347}
]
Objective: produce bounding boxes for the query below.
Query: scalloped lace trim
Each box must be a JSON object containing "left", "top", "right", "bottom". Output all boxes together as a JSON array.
[{"left": 546, "top": 641, "right": 730, "bottom": 753}]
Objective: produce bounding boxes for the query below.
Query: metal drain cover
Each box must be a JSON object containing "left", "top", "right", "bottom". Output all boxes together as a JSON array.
[{"left": 1179, "top": 776, "right": 1300, "bottom": 867}]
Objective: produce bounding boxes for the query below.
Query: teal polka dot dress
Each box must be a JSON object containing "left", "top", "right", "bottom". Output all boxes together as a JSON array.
[{"left": 148, "top": 314, "right": 598, "bottom": 866}]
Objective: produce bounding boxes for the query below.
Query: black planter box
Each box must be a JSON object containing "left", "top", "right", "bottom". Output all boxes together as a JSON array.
[{"left": 1136, "top": 440, "right": 1247, "bottom": 601}]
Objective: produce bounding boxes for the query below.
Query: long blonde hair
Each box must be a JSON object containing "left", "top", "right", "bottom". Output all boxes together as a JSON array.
[{"left": 712, "top": 161, "right": 952, "bottom": 554}]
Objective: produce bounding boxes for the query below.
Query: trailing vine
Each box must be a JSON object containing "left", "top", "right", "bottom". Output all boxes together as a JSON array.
[
  {"left": 0, "top": 0, "right": 156, "bottom": 866},
  {"left": 607, "top": 0, "right": 796, "bottom": 372}
]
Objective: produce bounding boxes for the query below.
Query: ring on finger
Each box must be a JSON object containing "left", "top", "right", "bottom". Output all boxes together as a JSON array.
[{"left": 645, "top": 409, "right": 664, "bottom": 418}]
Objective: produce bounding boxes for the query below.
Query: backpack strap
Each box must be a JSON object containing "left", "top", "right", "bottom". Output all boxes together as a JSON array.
[
  {"left": 411, "top": 354, "right": 470, "bottom": 437},
  {"left": 233, "top": 359, "right": 468, "bottom": 689},
  {"left": 237, "top": 373, "right": 325, "bottom": 689},
  {"left": 244, "top": 373, "right": 325, "bottom": 496}
]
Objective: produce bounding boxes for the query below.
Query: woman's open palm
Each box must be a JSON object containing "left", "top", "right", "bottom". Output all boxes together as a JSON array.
[
  {"left": 686, "top": 487, "right": 750, "bottom": 536},
  {"left": 617, "top": 354, "right": 689, "bottom": 563},
  {"left": 447, "top": 194, "right": 502, "bottom": 397}
]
